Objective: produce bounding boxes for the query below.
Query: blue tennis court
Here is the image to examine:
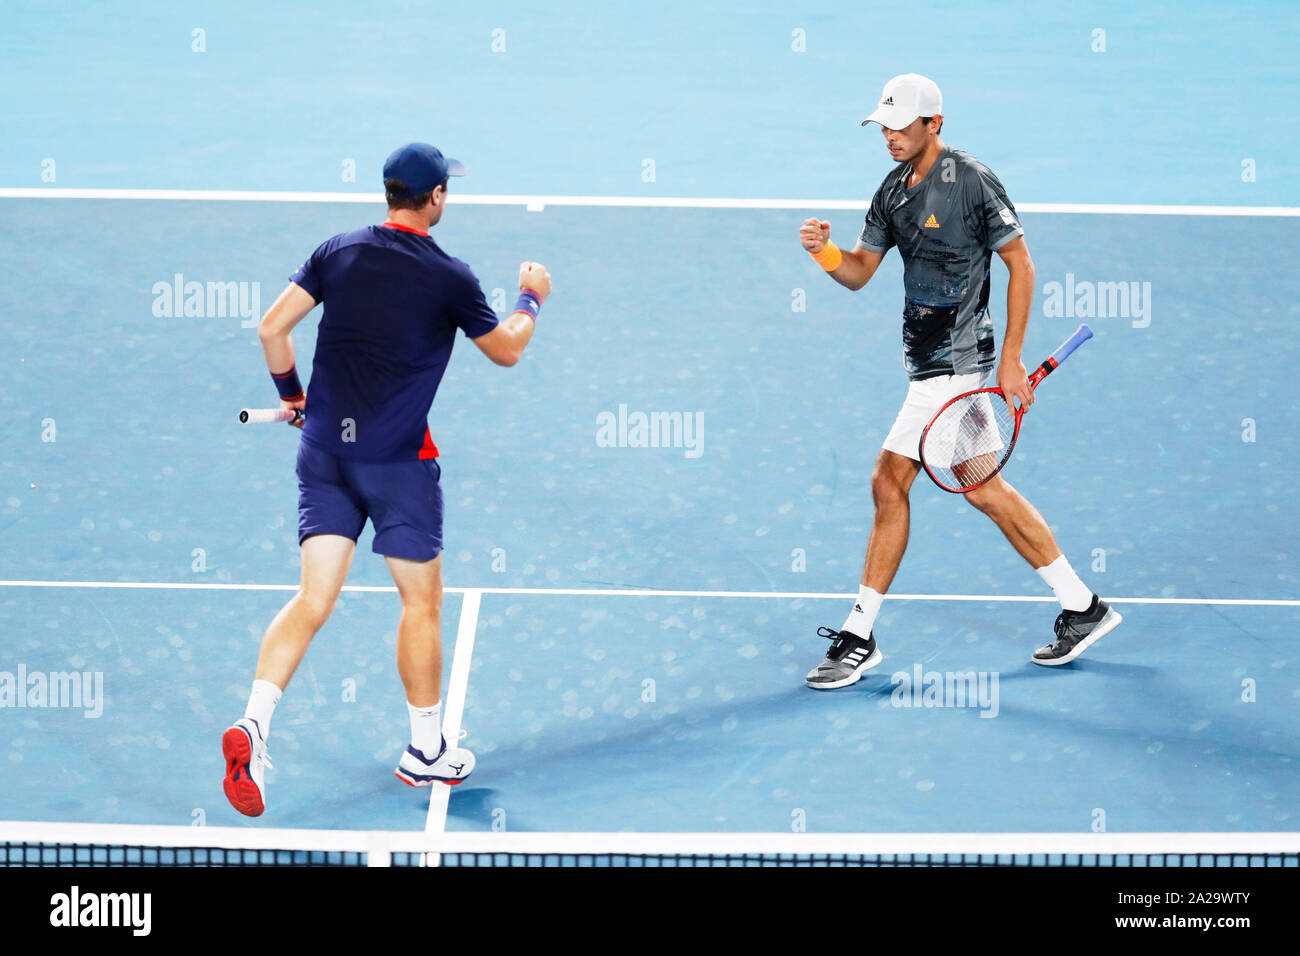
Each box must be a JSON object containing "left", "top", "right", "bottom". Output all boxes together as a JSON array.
[{"left": 1, "top": 1, "right": 1297, "bottom": 847}]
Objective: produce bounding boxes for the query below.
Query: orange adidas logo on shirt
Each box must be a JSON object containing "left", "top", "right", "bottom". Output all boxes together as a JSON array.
[{"left": 923, "top": 214, "right": 940, "bottom": 229}]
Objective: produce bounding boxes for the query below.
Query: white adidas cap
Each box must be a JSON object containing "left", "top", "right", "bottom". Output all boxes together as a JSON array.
[{"left": 861, "top": 73, "right": 943, "bottom": 130}]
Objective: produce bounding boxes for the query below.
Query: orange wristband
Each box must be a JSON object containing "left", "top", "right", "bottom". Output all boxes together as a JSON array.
[{"left": 810, "top": 241, "right": 843, "bottom": 272}]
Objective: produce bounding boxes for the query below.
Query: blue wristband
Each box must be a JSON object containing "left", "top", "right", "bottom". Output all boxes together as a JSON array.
[
  {"left": 271, "top": 365, "right": 304, "bottom": 402},
  {"left": 513, "top": 289, "right": 541, "bottom": 322}
]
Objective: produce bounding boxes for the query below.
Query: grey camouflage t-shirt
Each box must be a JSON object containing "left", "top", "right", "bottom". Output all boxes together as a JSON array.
[{"left": 858, "top": 148, "right": 1023, "bottom": 380}]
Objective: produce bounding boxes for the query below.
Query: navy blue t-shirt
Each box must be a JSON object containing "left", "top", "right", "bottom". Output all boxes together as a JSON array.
[{"left": 289, "top": 223, "right": 500, "bottom": 462}]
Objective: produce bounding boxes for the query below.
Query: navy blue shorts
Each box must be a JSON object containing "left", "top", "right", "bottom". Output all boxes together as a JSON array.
[{"left": 296, "top": 440, "right": 443, "bottom": 562}]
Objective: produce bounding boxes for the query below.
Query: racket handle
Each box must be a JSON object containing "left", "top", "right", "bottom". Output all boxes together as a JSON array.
[
  {"left": 1050, "top": 323, "right": 1093, "bottom": 366},
  {"left": 239, "top": 407, "right": 303, "bottom": 424}
]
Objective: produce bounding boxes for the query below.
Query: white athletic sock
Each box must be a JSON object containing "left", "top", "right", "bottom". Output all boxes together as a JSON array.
[
  {"left": 407, "top": 701, "right": 443, "bottom": 760},
  {"left": 243, "top": 679, "right": 282, "bottom": 739},
  {"left": 1037, "top": 555, "right": 1094, "bottom": 613},
  {"left": 842, "top": 585, "right": 885, "bottom": 637}
]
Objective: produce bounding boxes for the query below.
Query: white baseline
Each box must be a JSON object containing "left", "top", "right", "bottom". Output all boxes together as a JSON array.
[
  {"left": 0, "top": 579, "right": 1294, "bottom": 607},
  {"left": 0, "top": 188, "right": 1297, "bottom": 217}
]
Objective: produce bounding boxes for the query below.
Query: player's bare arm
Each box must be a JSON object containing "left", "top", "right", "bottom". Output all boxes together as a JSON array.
[
  {"left": 799, "top": 217, "right": 885, "bottom": 290},
  {"left": 473, "top": 261, "right": 553, "bottom": 366},
  {"left": 257, "top": 281, "right": 317, "bottom": 426},
  {"left": 994, "top": 235, "right": 1036, "bottom": 411}
]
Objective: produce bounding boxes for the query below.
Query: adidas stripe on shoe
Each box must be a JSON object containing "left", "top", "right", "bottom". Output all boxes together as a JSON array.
[{"left": 805, "top": 626, "right": 883, "bottom": 690}]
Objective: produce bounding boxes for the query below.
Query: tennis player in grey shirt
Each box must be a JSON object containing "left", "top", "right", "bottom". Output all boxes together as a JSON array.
[{"left": 799, "top": 73, "right": 1121, "bottom": 688}]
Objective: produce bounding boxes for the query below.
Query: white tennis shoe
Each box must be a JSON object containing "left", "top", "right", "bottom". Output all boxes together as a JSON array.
[{"left": 395, "top": 737, "right": 476, "bottom": 787}]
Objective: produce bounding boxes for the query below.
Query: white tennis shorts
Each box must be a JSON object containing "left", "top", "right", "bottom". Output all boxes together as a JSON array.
[{"left": 882, "top": 370, "right": 992, "bottom": 462}]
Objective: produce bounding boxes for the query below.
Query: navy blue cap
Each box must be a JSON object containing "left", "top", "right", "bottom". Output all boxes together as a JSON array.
[{"left": 382, "top": 143, "right": 466, "bottom": 198}]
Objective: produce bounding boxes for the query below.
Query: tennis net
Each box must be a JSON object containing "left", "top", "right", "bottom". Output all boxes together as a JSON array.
[{"left": 2, "top": 822, "right": 1298, "bottom": 867}]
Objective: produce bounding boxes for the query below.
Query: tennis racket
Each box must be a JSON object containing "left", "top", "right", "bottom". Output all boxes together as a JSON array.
[
  {"left": 919, "top": 323, "right": 1093, "bottom": 494},
  {"left": 238, "top": 407, "right": 304, "bottom": 424}
]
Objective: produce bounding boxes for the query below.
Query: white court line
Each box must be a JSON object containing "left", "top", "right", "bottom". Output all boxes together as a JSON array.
[
  {"left": 0, "top": 187, "right": 1297, "bottom": 216},
  {"left": 422, "top": 589, "right": 482, "bottom": 863},
  {"left": 1, "top": 820, "right": 1296, "bottom": 860},
  {"left": 0, "top": 579, "right": 1295, "bottom": 606}
]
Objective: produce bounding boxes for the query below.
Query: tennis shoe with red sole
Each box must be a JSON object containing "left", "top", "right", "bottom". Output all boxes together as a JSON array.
[
  {"left": 222, "top": 718, "right": 272, "bottom": 817},
  {"left": 1033, "top": 594, "right": 1122, "bottom": 665},
  {"left": 395, "top": 737, "right": 475, "bottom": 787}
]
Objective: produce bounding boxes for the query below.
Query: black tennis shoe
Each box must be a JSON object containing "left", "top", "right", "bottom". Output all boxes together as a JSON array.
[
  {"left": 1032, "top": 594, "right": 1122, "bottom": 666},
  {"left": 805, "top": 626, "right": 883, "bottom": 689}
]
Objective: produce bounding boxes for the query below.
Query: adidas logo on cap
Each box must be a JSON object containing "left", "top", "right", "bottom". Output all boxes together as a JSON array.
[{"left": 862, "top": 74, "right": 942, "bottom": 129}]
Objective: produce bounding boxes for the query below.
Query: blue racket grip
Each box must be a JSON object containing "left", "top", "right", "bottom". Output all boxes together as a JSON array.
[{"left": 1050, "top": 323, "right": 1093, "bottom": 367}]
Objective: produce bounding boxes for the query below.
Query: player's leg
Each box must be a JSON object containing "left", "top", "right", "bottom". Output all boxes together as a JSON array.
[
  {"left": 863, "top": 449, "right": 924, "bottom": 593},
  {"left": 806, "top": 449, "right": 920, "bottom": 689},
  {"left": 254, "top": 533, "right": 357, "bottom": 686},
  {"left": 223, "top": 533, "right": 356, "bottom": 816},
  {"left": 364, "top": 457, "right": 475, "bottom": 786},
  {"left": 388, "top": 553, "right": 443, "bottom": 708},
  {"left": 387, "top": 551, "right": 446, "bottom": 745},
  {"left": 223, "top": 441, "right": 365, "bottom": 816},
  {"left": 387, "top": 552, "right": 473, "bottom": 786},
  {"left": 962, "top": 473, "right": 1062, "bottom": 570},
  {"left": 964, "top": 474, "right": 1122, "bottom": 664},
  {"left": 805, "top": 371, "right": 974, "bottom": 691}
]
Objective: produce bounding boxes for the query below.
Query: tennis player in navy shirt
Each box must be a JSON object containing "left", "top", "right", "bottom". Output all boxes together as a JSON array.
[{"left": 223, "top": 143, "right": 552, "bottom": 816}]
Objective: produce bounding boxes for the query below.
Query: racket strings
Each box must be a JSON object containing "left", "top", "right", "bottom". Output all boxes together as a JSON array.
[{"left": 923, "top": 392, "right": 1016, "bottom": 491}]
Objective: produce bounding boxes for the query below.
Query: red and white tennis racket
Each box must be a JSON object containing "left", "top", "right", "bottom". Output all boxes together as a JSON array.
[
  {"left": 919, "top": 323, "right": 1093, "bottom": 494},
  {"left": 238, "top": 407, "right": 304, "bottom": 424}
]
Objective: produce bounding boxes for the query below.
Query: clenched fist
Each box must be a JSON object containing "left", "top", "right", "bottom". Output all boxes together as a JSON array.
[
  {"left": 799, "top": 218, "right": 831, "bottom": 254},
  {"left": 519, "top": 261, "right": 552, "bottom": 303}
]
